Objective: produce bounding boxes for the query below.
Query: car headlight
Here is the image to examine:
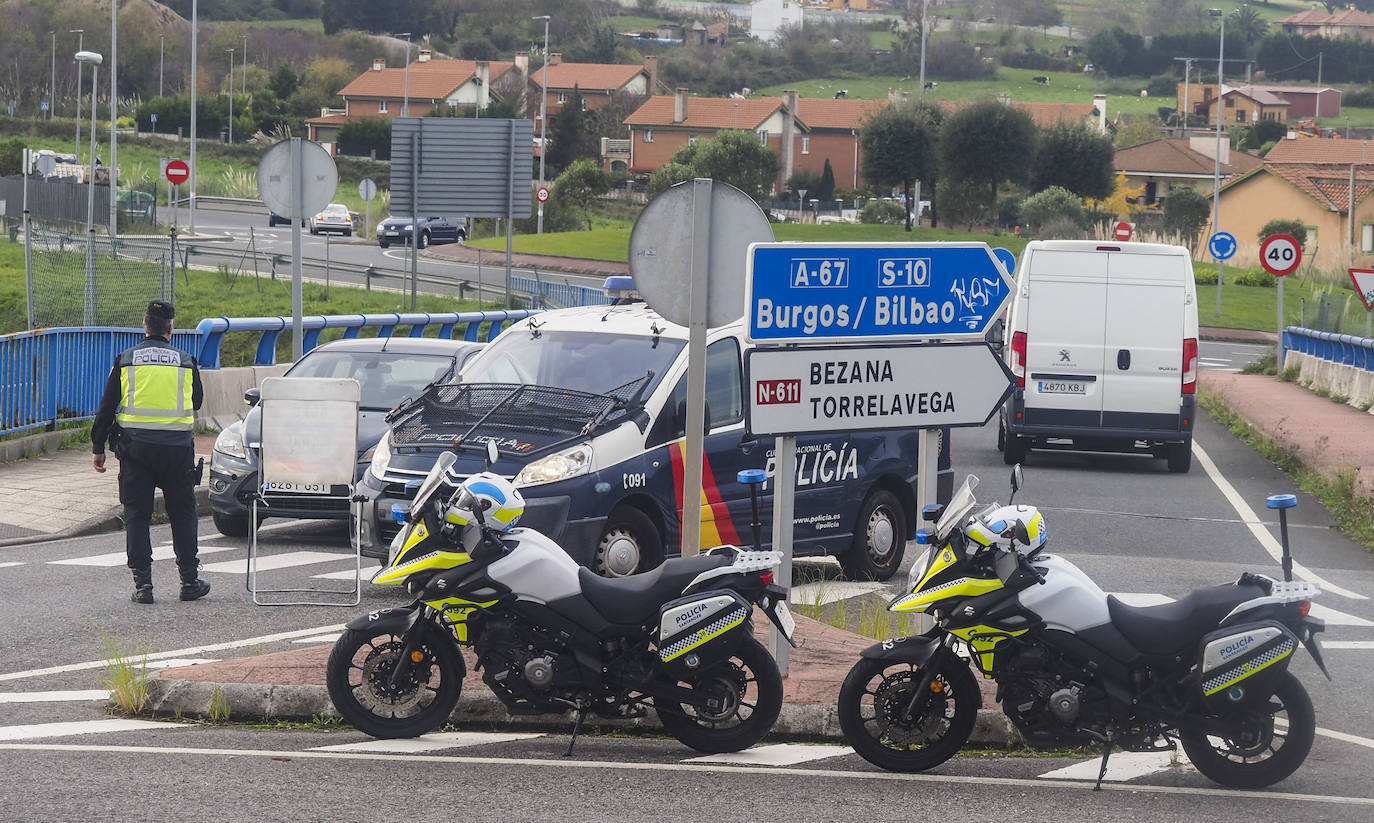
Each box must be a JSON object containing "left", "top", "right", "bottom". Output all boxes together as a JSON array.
[
  {"left": 213, "top": 423, "right": 248, "bottom": 460},
  {"left": 515, "top": 444, "right": 593, "bottom": 487},
  {"left": 376, "top": 222, "right": 384, "bottom": 233},
  {"left": 404, "top": 224, "right": 413, "bottom": 231},
  {"left": 369, "top": 433, "right": 393, "bottom": 478}
]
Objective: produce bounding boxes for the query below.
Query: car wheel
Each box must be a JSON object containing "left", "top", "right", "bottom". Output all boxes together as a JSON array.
[
  {"left": 1003, "top": 433, "right": 1027, "bottom": 465},
  {"left": 345, "top": 229, "right": 352, "bottom": 237},
  {"left": 417, "top": 230, "right": 430, "bottom": 250},
  {"left": 1166, "top": 440, "right": 1192, "bottom": 473},
  {"left": 212, "top": 511, "right": 252, "bottom": 537},
  {"left": 379, "top": 241, "right": 389, "bottom": 249},
  {"left": 457, "top": 230, "right": 467, "bottom": 243},
  {"left": 594, "top": 505, "right": 663, "bottom": 578},
  {"left": 840, "top": 488, "right": 906, "bottom": 582}
]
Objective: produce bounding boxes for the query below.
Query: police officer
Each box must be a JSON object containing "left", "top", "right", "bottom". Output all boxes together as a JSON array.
[{"left": 91, "top": 300, "right": 211, "bottom": 604}]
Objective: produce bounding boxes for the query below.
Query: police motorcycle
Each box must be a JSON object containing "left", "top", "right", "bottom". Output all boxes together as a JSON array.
[
  {"left": 326, "top": 441, "right": 796, "bottom": 753},
  {"left": 837, "top": 466, "right": 1330, "bottom": 789}
]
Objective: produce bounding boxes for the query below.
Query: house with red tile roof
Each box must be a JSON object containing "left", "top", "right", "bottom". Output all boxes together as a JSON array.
[
  {"left": 1115, "top": 136, "right": 1262, "bottom": 206},
  {"left": 1276, "top": 8, "right": 1374, "bottom": 42},
  {"left": 532, "top": 55, "right": 666, "bottom": 120},
  {"left": 1264, "top": 135, "right": 1374, "bottom": 165},
  {"left": 1213, "top": 162, "right": 1374, "bottom": 269},
  {"left": 776, "top": 92, "right": 889, "bottom": 190},
  {"left": 622, "top": 90, "right": 797, "bottom": 186}
]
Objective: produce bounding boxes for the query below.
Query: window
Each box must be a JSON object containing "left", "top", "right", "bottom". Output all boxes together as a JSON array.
[
  {"left": 801, "top": 136, "right": 810, "bottom": 155},
  {"left": 1362, "top": 223, "right": 1374, "bottom": 253},
  {"left": 1236, "top": 110, "right": 1248, "bottom": 123},
  {"left": 1225, "top": 98, "right": 1236, "bottom": 108},
  {"left": 688, "top": 134, "right": 697, "bottom": 145},
  {"left": 758, "top": 131, "right": 768, "bottom": 146},
  {"left": 643, "top": 129, "right": 654, "bottom": 143},
  {"left": 1304, "top": 225, "right": 1317, "bottom": 249},
  {"left": 652, "top": 339, "right": 743, "bottom": 446},
  {"left": 378, "top": 100, "right": 388, "bottom": 113},
  {"left": 556, "top": 93, "right": 567, "bottom": 104}
]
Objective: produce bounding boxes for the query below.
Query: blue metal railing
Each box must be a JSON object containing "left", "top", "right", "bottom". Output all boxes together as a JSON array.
[
  {"left": 0, "top": 327, "right": 201, "bottom": 437},
  {"left": 1284, "top": 326, "right": 1374, "bottom": 372},
  {"left": 194, "top": 309, "right": 542, "bottom": 368},
  {"left": 510, "top": 275, "right": 609, "bottom": 309}
]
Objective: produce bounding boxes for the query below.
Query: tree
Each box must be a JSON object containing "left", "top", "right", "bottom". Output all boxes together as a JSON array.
[
  {"left": 1258, "top": 218, "right": 1308, "bottom": 249},
  {"left": 1232, "top": 6, "right": 1269, "bottom": 45},
  {"left": 0, "top": 137, "right": 25, "bottom": 177},
  {"left": 552, "top": 159, "right": 614, "bottom": 231},
  {"left": 940, "top": 101, "right": 1036, "bottom": 222},
  {"left": 860, "top": 102, "right": 943, "bottom": 231},
  {"left": 935, "top": 178, "right": 989, "bottom": 231},
  {"left": 269, "top": 65, "right": 298, "bottom": 100},
  {"left": 1162, "top": 187, "right": 1212, "bottom": 244},
  {"left": 546, "top": 87, "right": 598, "bottom": 172},
  {"left": 666, "top": 131, "right": 780, "bottom": 202},
  {"left": 817, "top": 158, "right": 836, "bottom": 202},
  {"left": 647, "top": 162, "right": 694, "bottom": 199},
  {"left": 1019, "top": 186, "right": 1086, "bottom": 237},
  {"left": 337, "top": 117, "right": 392, "bottom": 159},
  {"left": 1086, "top": 172, "right": 1145, "bottom": 219},
  {"left": 1032, "top": 121, "right": 1115, "bottom": 200}
]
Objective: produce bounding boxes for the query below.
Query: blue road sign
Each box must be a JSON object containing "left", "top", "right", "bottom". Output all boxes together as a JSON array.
[
  {"left": 39, "top": 102, "right": 48, "bottom": 112},
  {"left": 992, "top": 247, "right": 1017, "bottom": 278},
  {"left": 1209, "top": 231, "right": 1237, "bottom": 261},
  {"left": 150, "top": 113, "right": 158, "bottom": 123},
  {"left": 745, "top": 242, "right": 1014, "bottom": 343}
]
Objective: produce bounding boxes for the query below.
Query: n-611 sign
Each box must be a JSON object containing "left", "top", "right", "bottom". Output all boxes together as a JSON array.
[{"left": 745, "top": 242, "right": 1013, "bottom": 343}]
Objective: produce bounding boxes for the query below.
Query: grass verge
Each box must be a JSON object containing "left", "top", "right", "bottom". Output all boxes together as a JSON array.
[
  {"left": 100, "top": 633, "right": 150, "bottom": 715},
  {"left": 1199, "top": 387, "right": 1374, "bottom": 552}
]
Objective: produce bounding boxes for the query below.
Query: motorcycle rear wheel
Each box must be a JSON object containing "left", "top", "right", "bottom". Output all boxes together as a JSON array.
[
  {"left": 326, "top": 627, "right": 463, "bottom": 739},
  {"left": 838, "top": 653, "right": 978, "bottom": 772},
  {"left": 1180, "top": 671, "right": 1315, "bottom": 789},
  {"left": 656, "top": 635, "right": 782, "bottom": 753}
]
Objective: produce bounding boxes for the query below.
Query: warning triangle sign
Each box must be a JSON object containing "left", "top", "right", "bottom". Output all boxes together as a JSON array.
[{"left": 1351, "top": 268, "right": 1374, "bottom": 311}]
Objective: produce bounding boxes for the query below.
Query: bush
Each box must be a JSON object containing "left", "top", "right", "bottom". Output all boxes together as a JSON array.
[
  {"left": 859, "top": 199, "right": 907, "bottom": 224},
  {"left": 1147, "top": 74, "right": 1178, "bottom": 98},
  {"left": 1163, "top": 187, "right": 1211, "bottom": 242},
  {"left": 1257, "top": 218, "right": 1307, "bottom": 249},
  {"left": 1233, "top": 270, "right": 1277, "bottom": 287},
  {"left": 1194, "top": 269, "right": 1219, "bottom": 285},
  {"left": 997, "top": 194, "right": 1023, "bottom": 231},
  {"left": 1019, "top": 186, "right": 1084, "bottom": 235}
]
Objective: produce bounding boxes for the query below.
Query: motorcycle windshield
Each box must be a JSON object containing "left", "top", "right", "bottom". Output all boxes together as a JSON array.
[
  {"left": 407, "top": 451, "right": 458, "bottom": 520},
  {"left": 935, "top": 474, "right": 980, "bottom": 540}
]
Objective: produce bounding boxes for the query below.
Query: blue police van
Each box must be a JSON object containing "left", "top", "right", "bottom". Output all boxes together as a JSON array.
[{"left": 356, "top": 298, "right": 953, "bottom": 579}]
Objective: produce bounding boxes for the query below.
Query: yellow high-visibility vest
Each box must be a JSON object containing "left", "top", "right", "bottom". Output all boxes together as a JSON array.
[{"left": 115, "top": 344, "right": 194, "bottom": 431}]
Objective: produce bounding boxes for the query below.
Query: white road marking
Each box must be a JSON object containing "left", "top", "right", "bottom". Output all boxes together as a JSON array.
[
  {"left": 790, "top": 581, "right": 885, "bottom": 607},
  {"left": 145, "top": 659, "right": 220, "bottom": 670},
  {"left": 312, "top": 566, "right": 380, "bottom": 581},
  {"left": 0, "top": 624, "right": 345, "bottom": 682},
  {"left": 1309, "top": 603, "right": 1374, "bottom": 627},
  {"left": 686, "top": 743, "right": 853, "bottom": 766},
  {"left": 1038, "top": 750, "right": 1190, "bottom": 782},
  {"left": 2, "top": 743, "right": 1372, "bottom": 807},
  {"left": 0, "top": 690, "right": 110, "bottom": 703},
  {"left": 49, "top": 544, "right": 236, "bottom": 567},
  {"left": 1314, "top": 725, "right": 1374, "bottom": 750},
  {"left": 203, "top": 551, "right": 353, "bottom": 574},
  {"left": 1192, "top": 440, "right": 1366, "bottom": 600},
  {"left": 311, "top": 731, "right": 544, "bottom": 753},
  {"left": 0, "top": 562, "right": 23, "bottom": 569},
  {"left": 290, "top": 634, "right": 341, "bottom": 645},
  {"left": 1324, "top": 641, "right": 1374, "bottom": 649},
  {"left": 0, "top": 720, "right": 186, "bottom": 741}
]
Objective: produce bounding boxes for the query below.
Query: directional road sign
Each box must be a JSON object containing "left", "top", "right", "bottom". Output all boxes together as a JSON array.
[
  {"left": 745, "top": 242, "right": 1014, "bottom": 344},
  {"left": 1260, "top": 233, "right": 1301, "bottom": 277},
  {"left": 1209, "top": 231, "right": 1237, "bottom": 261},
  {"left": 1349, "top": 268, "right": 1374, "bottom": 311},
  {"left": 745, "top": 343, "right": 1015, "bottom": 436},
  {"left": 164, "top": 158, "right": 189, "bottom": 185}
]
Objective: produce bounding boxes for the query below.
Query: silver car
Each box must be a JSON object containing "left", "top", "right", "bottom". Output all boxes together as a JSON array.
[{"left": 308, "top": 203, "right": 354, "bottom": 236}]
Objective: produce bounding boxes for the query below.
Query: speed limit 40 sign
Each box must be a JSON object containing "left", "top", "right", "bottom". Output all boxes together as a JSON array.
[{"left": 1260, "top": 233, "right": 1302, "bottom": 277}]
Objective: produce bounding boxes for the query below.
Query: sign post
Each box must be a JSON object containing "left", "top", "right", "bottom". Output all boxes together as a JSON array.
[
  {"left": 1259, "top": 233, "right": 1302, "bottom": 368},
  {"left": 1349, "top": 268, "right": 1374, "bottom": 338},
  {"left": 358, "top": 177, "right": 376, "bottom": 240}
]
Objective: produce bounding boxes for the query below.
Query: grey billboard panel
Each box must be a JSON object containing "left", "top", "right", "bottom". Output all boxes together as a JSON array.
[{"left": 390, "top": 118, "right": 534, "bottom": 219}]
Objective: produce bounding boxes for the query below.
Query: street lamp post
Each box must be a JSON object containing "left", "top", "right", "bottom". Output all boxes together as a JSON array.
[
  {"left": 76, "top": 50, "right": 102, "bottom": 326},
  {"left": 159, "top": 33, "right": 164, "bottom": 97},
  {"left": 394, "top": 32, "right": 412, "bottom": 117},
  {"left": 1209, "top": 8, "right": 1230, "bottom": 319},
  {"left": 109, "top": 0, "right": 118, "bottom": 240},
  {"left": 241, "top": 34, "right": 247, "bottom": 94},
  {"left": 71, "top": 30, "right": 84, "bottom": 160},
  {"left": 533, "top": 15, "right": 550, "bottom": 234},
  {"left": 49, "top": 32, "right": 55, "bottom": 120},
  {"left": 226, "top": 48, "right": 234, "bottom": 144},
  {"left": 190, "top": 0, "right": 199, "bottom": 235},
  {"left": 917, "top": 0, "right": 929, "bottom": 101}
]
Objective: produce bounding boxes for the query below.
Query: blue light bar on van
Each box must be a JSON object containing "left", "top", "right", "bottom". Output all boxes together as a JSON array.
[{"left": 603, "top": 276, "right": 636, "bottom": 291}]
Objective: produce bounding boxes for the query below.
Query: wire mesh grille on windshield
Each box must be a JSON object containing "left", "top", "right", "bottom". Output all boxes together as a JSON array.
[{"left": 388, "top": 382, "right": 632, "bottom": 452}]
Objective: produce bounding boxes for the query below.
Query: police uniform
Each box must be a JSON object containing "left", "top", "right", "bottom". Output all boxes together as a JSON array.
[{"left": 91, "top": 301, "right": 210, "bottom": 603}]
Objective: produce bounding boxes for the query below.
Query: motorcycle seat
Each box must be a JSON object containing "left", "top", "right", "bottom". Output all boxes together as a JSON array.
[
  {"left": 578, "top": 555, "right": 732, "bottom": 625},
  {"left": 1107, "top": 583, "right": 1267, "bottom": 656}
]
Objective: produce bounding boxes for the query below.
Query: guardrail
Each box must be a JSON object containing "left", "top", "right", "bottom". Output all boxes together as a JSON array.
[
  {"left": 0, "top": 327, "right": 202, "bottom": 437},
  {"left": 194, "top": 309, "right": 541, "bottom": 368},
  {"left": 1284, "top": 326, "right": 1374, "bottom": 371}
]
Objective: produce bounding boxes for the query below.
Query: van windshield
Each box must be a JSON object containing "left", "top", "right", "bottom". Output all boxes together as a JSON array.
[{"left": 462, "top": 330, "right": 684, "bottom": 398}]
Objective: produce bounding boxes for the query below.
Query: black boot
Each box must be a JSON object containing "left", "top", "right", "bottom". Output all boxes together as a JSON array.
[
  {"left": 131, "top": 568, "right": 154, "bottom": 604},
  {"left": 179, "top": 568, "right": 211, "bottom": 601}
]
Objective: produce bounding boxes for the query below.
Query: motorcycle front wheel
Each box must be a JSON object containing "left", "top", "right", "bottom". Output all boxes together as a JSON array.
[
  {"left": 838, "top": 652, "right": 978, "bottom": 772},
  {"left": 326, "top": 626, "right": 463, "bottom": 739},
  {"left": 1180, "top": 671, "right": 1315, "bottom": 789},
  {"left": 656, "top": 635, "right": 783, "bottom": 753}
]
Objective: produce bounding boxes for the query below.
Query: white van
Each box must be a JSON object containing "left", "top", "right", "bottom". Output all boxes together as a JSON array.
[{"left": 998, "top": 240, "right": 1199, "bottom": 472}]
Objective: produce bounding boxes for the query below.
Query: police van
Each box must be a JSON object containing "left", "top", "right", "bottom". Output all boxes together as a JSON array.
[{"left": 356, "top": 292, "right": 953, "bottom": 580}]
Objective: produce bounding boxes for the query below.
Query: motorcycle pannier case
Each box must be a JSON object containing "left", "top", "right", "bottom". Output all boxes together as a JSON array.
[
  {"left": 1196, "top": 619, "right": 1298, "bottom": 712},
  {"left": 656, "top": 589, "right": 751, "bottom": 679}
]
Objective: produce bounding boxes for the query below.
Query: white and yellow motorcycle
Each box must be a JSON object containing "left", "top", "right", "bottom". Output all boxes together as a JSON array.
[
  {"left": 838, "top": 467, "right": 1330, "bottom": 789},
  {"left": 326, "top": 444, "right": 796, "bottom": 753}
]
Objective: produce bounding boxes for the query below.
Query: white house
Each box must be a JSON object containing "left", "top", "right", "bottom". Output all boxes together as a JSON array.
[{"left": 751, "top": 0, "right": 804, "bottom": 44}]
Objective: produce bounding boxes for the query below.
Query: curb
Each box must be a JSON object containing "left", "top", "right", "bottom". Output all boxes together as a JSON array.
[
  {"left": 143, "top": 677, "right": 1017, "bottom": 745},
  {"left": 0, "top": 486, "right": 211, "bottom": 549}
]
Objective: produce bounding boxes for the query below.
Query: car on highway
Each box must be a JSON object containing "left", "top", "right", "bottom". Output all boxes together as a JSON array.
[
  {"left": 116, "top": 190, "right": 157, "bottom": 221},
  {"left": 207, "top": 336, "right": 485, "bottom": 536},
  {"left": 268, "top": 211, "right": 305, "bottom": 228},
  {"left": 376, "top": 214, "right": 467, "bottom": 249},
  {"left": 309, "top": 203, "right": 355, "bottom": 236}
]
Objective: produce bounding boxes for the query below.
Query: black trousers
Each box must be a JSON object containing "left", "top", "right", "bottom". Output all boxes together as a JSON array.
[{"left": 119, "top": 441, "right": 199, "bottom": 579}]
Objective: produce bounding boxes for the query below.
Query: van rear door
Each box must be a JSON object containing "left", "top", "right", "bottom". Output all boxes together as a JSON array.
[
  {"left": 1101, "top": 250, "right": 1187, "bottom": 430},
  {"left": 1021, "top": 247, "right": 1107, "bottom": 429}
]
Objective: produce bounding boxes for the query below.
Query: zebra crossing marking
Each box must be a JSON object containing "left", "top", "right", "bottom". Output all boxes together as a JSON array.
[
  {"left": 313, "top": 566, "right": 381, "bottom": 581},
  {"left": 685, "top": 743, "right": 854, "bottom": 766},
  {"left": 0, "top": 562, "right": 23, "bottom": 569},
  {"left": 790, "top": 581, "right": 885, "bottom": 607},
  {"left": 1038, "top": 750, "right": 1190, "bottom": 782},
  {"left": 0, "top": 719, "right": 188, "bottom": 741},
  {"left": 48, "top": 544, "right": 236, "bottom": 567},
  {"left": 201, "top": 551, "right": 354, "bottom": 575},
  {"left": 311, "top": 731, "right": 545, "bottom": 753},
  {"left": 0, "top": 690, "right": 110, "bottom": 703}
]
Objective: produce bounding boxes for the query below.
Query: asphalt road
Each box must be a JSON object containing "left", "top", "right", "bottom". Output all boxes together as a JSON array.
[{"left": 0, "top": 379, "right": 1370, "bottom": 819}]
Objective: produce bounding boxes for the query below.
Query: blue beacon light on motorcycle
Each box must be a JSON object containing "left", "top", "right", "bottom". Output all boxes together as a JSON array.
[{"left": 390, "top": 504, "right": 407, "bottom": 524}]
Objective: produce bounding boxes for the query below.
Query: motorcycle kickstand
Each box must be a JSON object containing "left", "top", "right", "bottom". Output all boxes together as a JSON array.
[
  {"left": 565, "top": 705, "right": 589, "bottom": 757},
  {"left": 1093, "top": 730, "right": 1115, "bottom": 792}
]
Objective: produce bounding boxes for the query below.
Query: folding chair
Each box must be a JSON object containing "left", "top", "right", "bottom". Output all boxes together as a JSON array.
[{"left": 246, "top": 376, "right": 364, "bottom": 606}]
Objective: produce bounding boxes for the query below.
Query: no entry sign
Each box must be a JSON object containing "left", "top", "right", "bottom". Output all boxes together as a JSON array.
[
  {"left": 1113, "top": 221, "right": 1132, "bottom": 241},
  {"left": 164, "top": 158, "right": 189, "bottom": 185}
]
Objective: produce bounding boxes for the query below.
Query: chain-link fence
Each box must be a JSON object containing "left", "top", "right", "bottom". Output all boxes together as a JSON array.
[{"left": 27, "top": 226, "right": 174, "bottom": 329}]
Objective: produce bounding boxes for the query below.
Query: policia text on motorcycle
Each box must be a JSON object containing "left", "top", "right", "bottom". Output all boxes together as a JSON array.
[{"left": 91, "top": 300, "right": 211, "bottom": 604}]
